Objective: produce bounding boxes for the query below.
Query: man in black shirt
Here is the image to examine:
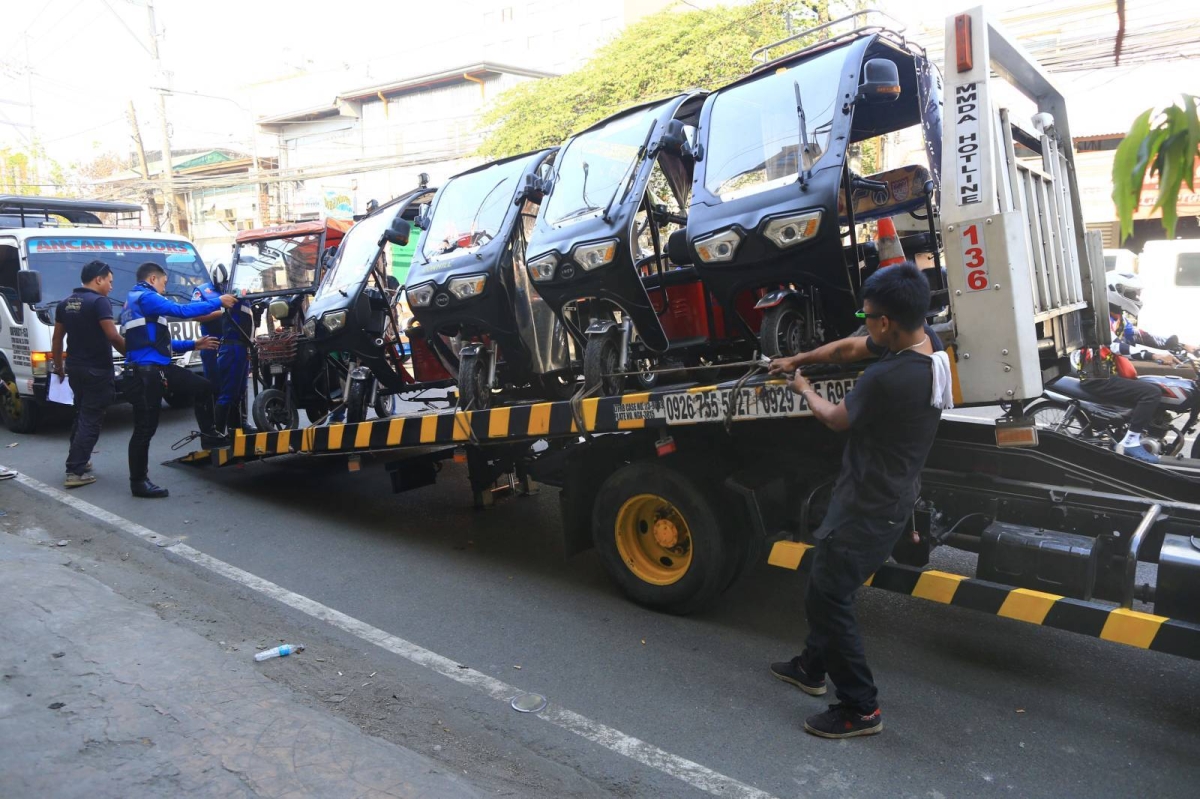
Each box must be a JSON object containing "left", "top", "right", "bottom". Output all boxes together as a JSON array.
[
  {"left": 768, "top": 264, "right": 945, "bottom": 739},
  {"left": 51, "top": 260, "right": 125, "bottom": 488}
]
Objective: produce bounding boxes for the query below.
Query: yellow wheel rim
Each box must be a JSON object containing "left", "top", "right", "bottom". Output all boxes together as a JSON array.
[{"left": 614, "top": 494, "right": 694, "bottom": 586}]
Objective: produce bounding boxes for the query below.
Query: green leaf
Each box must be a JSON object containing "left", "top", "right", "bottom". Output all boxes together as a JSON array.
[
  {"left": 1112, "top": 108, "right": 1153, "bottom": 244},
  {"left": 1184, "top": 94, "right": 1200, "bottom": 192}
]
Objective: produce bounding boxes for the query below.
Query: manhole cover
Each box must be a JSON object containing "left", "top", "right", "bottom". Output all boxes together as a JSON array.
[{"left": 510, "top": 693, "right": 547, "bottom": 713}]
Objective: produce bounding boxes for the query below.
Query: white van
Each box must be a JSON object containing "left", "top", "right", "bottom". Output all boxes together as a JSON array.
[
  {"left": 1137, "top": 239, "right": 1200, "bottom": 346},
  {"left": 0, "top": 196, "right": 213, "bottom": 433}
]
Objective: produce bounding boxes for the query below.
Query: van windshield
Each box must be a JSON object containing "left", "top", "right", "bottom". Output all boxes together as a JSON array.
[
  {"left": 232, "top": 234, "right": 321, "bottom": 296},
  {"left": 26, "top": 236, "right": 210, "bottom": 310},
  {"left": 703, "top": 46, "right": 846, "bottom": 201}
]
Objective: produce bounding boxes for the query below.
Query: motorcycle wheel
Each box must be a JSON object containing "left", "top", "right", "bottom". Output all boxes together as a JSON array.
[
  {"left": 458, "top": 352, "right": 492, "bottom": 410},
  {"left": 758, "top": 302, "right": 808, "bottom": 358},
  {"left": 252, "top": 388, "right": 299, "bottom": 432},
  {"left": 1025, "top": 399, "right": 1094, "bottom": 437},
  {"left": 583, "top": 333, "right": 625, "bottom": 396},
  {"left": 374, "top": 390, "right": 398, "bottom": 419},
  {"left": 345, "top": 375, "right": 371, "bottom": 424}
]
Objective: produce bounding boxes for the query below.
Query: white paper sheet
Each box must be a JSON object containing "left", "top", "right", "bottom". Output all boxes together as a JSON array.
[{"left": 48, "top": 374, "right": 73, "bottom": 405}]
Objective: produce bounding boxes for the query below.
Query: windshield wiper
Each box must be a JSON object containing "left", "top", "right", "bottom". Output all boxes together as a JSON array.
[
  {"left": 603, "top": 119, "right": 657, "bottom": 225},
  {"left": 794, "top": 80, "right": 811, "bottom": 191},
  {"left": 555, "top": 205, "right": 604, "bottom": 224}
]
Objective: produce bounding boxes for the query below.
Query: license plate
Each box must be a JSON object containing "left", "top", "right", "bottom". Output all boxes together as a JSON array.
[
  {"left": 269, "top": 364, "right": 284, "bottom": 375},
  {"left": 660, "top": 378, "right": 856, "bottom": 425}
]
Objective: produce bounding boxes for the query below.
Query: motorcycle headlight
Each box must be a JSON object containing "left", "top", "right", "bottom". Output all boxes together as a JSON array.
[
  {"left": 447, "top": 274, "right": 487, "bottom": 300},
  {"left": 302, "top": 317, "right": 317, "bottom": 338},
  {"left": 528, "top": 253, "right": 558, "bottom": 282},
  {"left": 694, "top": 228, "right": 742, "bottom": 263},
  {"left": 762, "top": 210, "right": 821, "bottom": 249},
  {"left": 407, "top": 282, "right": 436, "bottom": 308},
  {"left": 573, "top": 239, "right": 618, "bottom": 271},
  {"left": 322, "top": 310, "right": 348, "bottom": 333}
]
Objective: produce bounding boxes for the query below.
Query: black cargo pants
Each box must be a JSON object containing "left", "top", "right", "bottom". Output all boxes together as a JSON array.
[{"left": 64, "top": 365, "right": 115, "bottom": 476}]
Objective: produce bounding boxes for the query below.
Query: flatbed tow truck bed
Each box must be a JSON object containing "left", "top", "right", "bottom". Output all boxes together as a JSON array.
[{"left": 179, "top": 372, "right": 1200, "bottom": 662}]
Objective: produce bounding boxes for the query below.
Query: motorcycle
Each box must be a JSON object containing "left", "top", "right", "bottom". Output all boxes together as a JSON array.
[
  {"left": 1024, "top": 352, "right": 1199, "bottom": 459},
  {"left": 405, "top": 148, "right": 574, "bottom": 409}
]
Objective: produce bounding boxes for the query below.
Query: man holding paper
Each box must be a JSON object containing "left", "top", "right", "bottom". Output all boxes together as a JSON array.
[{"left": 51, "top": 260, "right": 126, "bottom": 488}]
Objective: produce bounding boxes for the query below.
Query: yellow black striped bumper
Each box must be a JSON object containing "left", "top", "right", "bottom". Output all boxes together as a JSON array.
[
  {"left": 177, "top": 375, "right": 858, "bottom": 467},
  {"left": 769, "top": 541, "right": 1200, "bottom": 661}
]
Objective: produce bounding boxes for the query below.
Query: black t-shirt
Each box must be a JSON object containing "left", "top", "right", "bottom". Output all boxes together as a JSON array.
[
  {"left": 55, "top": 288, "right": 114, "bottom": 371},
  {"left": 823, "top": 325, "right": 944, "bottom": 531}
]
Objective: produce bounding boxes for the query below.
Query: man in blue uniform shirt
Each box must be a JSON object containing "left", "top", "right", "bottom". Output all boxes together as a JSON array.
[
  {"left": 191, "top": 264, "right": 256, "bottom": 435},
  {"left": 120, "top": 261, "right": 235, "bottom": 498}
]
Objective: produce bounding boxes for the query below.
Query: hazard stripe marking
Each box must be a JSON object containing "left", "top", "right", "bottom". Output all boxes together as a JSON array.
[
  {"left": 353, "top": 422, "right": 373, "bottom": 449},
  {"left": 489, "top": 406, "right": 511, "bottom": 438},
  {"left": 765, "top": 541, "right": 1200, "bottom": 660}
]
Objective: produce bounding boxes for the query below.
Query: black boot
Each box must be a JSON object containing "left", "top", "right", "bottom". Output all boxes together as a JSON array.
[
  {"left": 131, "top": 479, "right": 169, "bottom": 499},
  {"left": 214, "top": 403, "right": 230, "bottom": 436}
]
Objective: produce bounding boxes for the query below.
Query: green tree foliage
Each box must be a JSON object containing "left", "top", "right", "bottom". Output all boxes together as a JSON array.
[
  {"left": 1112, "top": 95, "right": 1200, "bottom": 242},
  {"left": 479, "top": 0, "right": 839, "bottom": 158}
]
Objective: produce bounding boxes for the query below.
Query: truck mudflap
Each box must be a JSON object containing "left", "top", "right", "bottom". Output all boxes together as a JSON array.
[{"left": 769, "top": 541, "right": 1200, "bottom": 661}]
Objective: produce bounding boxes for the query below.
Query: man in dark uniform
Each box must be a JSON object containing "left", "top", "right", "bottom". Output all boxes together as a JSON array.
[
  {"left": 120, "top": 262, "right": 234, "bottom": 498},
  {"left": 50, "top": 260, "right": 126, "bottom": 488},
  {"left": 768, "top": 264, "right": 946, "bottom": 739}
]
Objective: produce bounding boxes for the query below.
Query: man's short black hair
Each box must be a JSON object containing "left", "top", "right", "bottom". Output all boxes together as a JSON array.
[
  {"left": 136, "top": 262, "right": 167, "bottom": 282},
  {"left": 80, "top": 260, "right": 112, "bottom": 284},
  {"left": 861, "top": 262, "right": 930, "bottom": 332}
]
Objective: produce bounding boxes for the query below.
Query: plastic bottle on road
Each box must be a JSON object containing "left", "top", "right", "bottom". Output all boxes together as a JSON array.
[{"left": 254, "top": 644, "right": 305, "bottom": 661}]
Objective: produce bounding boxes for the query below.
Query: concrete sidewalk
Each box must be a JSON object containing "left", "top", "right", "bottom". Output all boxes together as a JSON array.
[{"left": 0, "top": 532, "right": 479, "bottom": 799}]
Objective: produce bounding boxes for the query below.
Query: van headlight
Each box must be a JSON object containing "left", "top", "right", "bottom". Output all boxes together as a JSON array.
[
  {"left": 573, "top": 239, "right": 618, "bottom": 271},
  {"left": 407, "top": 282, "right": 435, "bottom": 308},
  {"left": 528, "top": 253, "right": 558, "bottom": 282},
  {"left": 763, "top": 211, "right": 821, "bottom": 248},
  {"left": 447, "top": 274, "right": 487, "bottom": 300},
  {"left": 322, "top": 310, "right": 347, "bottom": 332},
  {"left": 694, "top": 228, "right": 742, "bottom": 263}
]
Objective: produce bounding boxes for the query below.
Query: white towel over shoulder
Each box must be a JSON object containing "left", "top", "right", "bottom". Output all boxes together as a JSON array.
[{"left": 929, "top": 351, "right": 954, "bottom": 410}]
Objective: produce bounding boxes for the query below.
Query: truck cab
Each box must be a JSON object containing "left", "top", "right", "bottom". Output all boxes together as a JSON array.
[{"left": 0, "top": 196, "right": 215, "bottom": 433}]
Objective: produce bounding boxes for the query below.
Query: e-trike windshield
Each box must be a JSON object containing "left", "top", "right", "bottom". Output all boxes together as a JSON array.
[
  {"left": 232, "top": 234, "right": 321, "bottom": 297},
  {"left": 419, "top": 156, "right": 533, "bottom": 262}
]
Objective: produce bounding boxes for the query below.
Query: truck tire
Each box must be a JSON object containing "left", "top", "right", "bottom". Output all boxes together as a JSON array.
[
  {"left": 592, "top": 460, "right": 727, "bottom": 615},
  {"left": 0, "top": 366, "right": 40, "bottom": 434}
]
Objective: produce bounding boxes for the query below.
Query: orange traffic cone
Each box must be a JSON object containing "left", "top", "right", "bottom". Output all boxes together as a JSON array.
[{"left": 875, "top": 216, "right": 905, "bottom": 268}]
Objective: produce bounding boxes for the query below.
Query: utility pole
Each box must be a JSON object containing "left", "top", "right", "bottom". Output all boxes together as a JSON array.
[
  {"left": 145, "top": 0, "right": 183, "bottom": 234},
  {"left": 127, "top": 101, "right": 162, "bottom": 230}
]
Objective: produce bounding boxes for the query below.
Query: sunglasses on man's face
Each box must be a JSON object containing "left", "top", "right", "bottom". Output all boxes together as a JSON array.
[{"left": 855, "top": 309, "right": 885, "bottom": 320}]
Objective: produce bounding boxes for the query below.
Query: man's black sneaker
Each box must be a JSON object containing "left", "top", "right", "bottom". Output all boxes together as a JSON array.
[
  {"left": 769, "top": 657, "right": 826, "bottom": 696},
  {"left": 199, "top": 432, "right": 231, "bottom": 449},
  {"left": 131, "top": 479, "right": 169, "bottom": 499},
  {"left": 804, "top": 703, "right": 883, "bottom": 739}
]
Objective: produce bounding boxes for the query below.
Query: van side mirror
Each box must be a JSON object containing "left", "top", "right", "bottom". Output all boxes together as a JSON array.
[
  {"left": 17, "top": 270, "right": 41, "bottom": 305},
  {"left": 666, "top": 230, "right": 692, "bottom": 266},
  {"left": 859, "top": 58, "right": 901, "bottom": 104},
  {"left": 380, "top": 218, "right": 412, "bottom": 247}
]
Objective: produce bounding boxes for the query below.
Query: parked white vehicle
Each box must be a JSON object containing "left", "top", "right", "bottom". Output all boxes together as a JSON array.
[
  {"left": 1137, "top": 239, "right": 1200, "bottom": 346},
  {"left": 0, "top": 196, "right": 213, "bottom": 433},
  {"left": 1103, "top": 247, "right": 1138, "bottom": 275}
]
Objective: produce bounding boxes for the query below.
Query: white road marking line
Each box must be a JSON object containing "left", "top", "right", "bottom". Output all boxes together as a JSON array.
[{"left": 1, "top": 466, "right": 781, "bottom": 799}]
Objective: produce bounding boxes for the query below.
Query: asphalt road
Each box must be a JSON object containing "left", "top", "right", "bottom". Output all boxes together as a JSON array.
[{"left": 3, "top": 400, "right": 1199, "bottom": 798}]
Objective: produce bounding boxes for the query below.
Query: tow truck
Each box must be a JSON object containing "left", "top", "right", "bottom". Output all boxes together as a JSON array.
[{"left": 179, "top": 7, "right": 1200, "bottom": 661}]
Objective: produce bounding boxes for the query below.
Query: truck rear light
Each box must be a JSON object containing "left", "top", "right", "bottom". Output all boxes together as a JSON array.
[{"left": 995, "top": 418, "right": 1039, "bottom": 448}]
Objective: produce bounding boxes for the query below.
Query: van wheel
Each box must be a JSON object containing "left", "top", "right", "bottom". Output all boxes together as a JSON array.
[
  {"left": 592, "top": 461, "right": 726, "bottom": 615},
  {"left": 0, "top": 367, "right": 40, "bottom": 434}
]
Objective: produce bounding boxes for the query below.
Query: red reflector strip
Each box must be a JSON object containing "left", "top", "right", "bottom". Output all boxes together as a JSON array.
[{"left": 955, "top": 14, "right": 974, "bottom": 73}]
